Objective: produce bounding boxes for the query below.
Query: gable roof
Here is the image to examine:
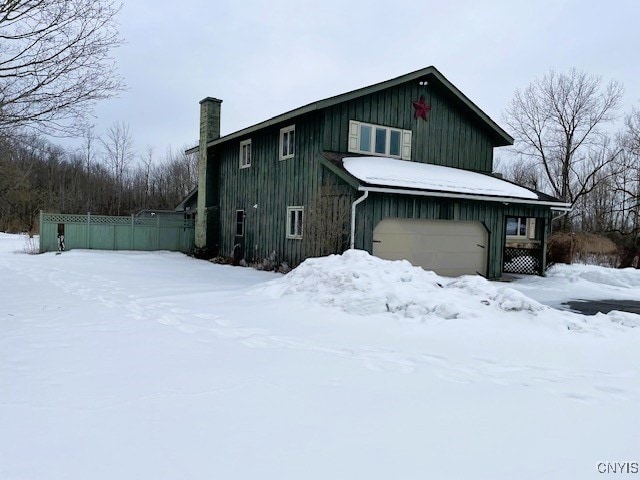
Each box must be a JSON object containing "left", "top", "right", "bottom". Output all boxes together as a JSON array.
[
  {"left": 174, "top": 186, "right": 198, "bottom": 212},
  {"left": 186, "top": 66, "right": 513, "bottom": 154}
]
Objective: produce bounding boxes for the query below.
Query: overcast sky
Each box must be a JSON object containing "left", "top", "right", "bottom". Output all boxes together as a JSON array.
[{"left": 77, "top": 0, "right": 639, "bottom": 160}]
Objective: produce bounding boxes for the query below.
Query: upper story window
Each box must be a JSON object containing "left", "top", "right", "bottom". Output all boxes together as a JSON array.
[
  {"left": 348, "top": 120, "right": 412, "bottom": 160},
  {"left": 506, "top": 217, "right": 535, "bottom": 239},
  {"left": 239, "top": 139, "right": 251, "bottom": 168},
  {"left": 280, "top": 125, "right": 295, "bottom": 160},
  {"left": 286, "top": 206, "right": 303, "bottom": 239}
]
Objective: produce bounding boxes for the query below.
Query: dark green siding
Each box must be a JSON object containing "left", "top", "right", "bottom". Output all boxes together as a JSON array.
[
  {"left": 322, "top": 81, "right": 495, "bottom": 173},
  {"left": 214, "top": 112, "right": 323, "bottom": 266},
  {"left": 206, "top": 75, "right": 553, "bottom": 276},
  {"left": 354, "top": 194, "right": 552, "bottom": 279}
]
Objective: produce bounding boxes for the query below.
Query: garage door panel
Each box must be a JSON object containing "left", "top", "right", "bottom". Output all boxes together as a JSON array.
[
  {"left": 374, "top": 234, "right": 484, "bottom": 254},
  {"left": 372, "top": 218, "right": 487, "bottom": 277}
]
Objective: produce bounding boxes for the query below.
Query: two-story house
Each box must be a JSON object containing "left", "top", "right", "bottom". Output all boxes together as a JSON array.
[{"left": 185, "top": 66, "right": 570, "bottom": 278}]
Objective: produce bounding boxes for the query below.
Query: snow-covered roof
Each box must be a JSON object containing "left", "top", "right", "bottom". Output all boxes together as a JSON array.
[{"left": 343, "top": 156, "right": 540, "bottom": 201}]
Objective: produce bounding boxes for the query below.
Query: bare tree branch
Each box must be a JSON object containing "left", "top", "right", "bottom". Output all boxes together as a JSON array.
[
  {"left": 0, "top": 0, "right": 124, "bottom": 137},
  {"left": 503, "top": 68, "right": 623, "bottom": 230}
]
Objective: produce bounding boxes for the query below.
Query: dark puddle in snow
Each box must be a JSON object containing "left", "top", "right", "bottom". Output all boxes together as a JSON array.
[{"left": 562, "top": 300, "right": 640, "bottom": 316}]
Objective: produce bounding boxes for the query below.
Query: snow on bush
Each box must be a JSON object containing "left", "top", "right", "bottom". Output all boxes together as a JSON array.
[{"left": 253, "top": 250, "right": 544, "bottom": 322}]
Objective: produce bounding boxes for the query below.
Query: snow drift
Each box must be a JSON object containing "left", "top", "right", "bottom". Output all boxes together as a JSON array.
[
  {"left": 254, "top": 250, "right": 544, "bottom": 322},
  {"left": 545, "top": 263, "right": 640, "bottom": 289},
  {"left": 253, "top": 250, "right": 640, "bottom": 332}
]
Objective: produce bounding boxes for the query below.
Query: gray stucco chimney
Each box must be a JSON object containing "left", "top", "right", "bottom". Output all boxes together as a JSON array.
[
  {"left": 195, "top": 97, "right": 222, "bottom": 249},
  {"left": 199, "top": 97, "right": 222, "bottom": 144}
]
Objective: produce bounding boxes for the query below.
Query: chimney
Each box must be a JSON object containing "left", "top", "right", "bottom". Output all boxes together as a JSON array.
[
  {"left": 195, "top": 97, "right": 222, "bottom": 249},
  {"left": 199, "top": 97, "right": 222, "bottom": 146}
]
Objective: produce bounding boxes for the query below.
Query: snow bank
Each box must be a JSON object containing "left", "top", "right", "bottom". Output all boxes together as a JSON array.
[
  {"left": 545, "top": 263, "right": 640, "bottom": 289},
  {"left": 253, "top": 250, "right": 544, "bottom": 322},
  {"left": 0, "top": 232, "right": 38, "bottom": 254},
  {"left": 253, "top": 251, "right": 640, "bottom": 333}
]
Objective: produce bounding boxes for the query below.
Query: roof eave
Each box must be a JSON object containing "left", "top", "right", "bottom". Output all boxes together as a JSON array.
[
  {"left": 186, "top": 66, "right": 513, "bottom": 154},
  {"left": 358, "top": 185, "right": 571, "bottom": 209},
  {"left": 174, "top": 187, "right": 198, "bottom": 211}
]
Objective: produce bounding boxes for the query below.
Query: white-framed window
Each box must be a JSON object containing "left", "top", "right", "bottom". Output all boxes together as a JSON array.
[
  {"left": 506, "top": 217, "right": 535, "bottom": 239},
  {"left": 235, "top": 210, "right": 245, "bottom": 236},
  {"left": 348, "top": 120, "right": 412, "bottom": 159},
  {"left": 286, "top": 206, "right": 304, "bottom": 239},
  {"left": 239, "top": 139, "right": 251, "bottom": 168},
  {"left": 280, "top": 125, "right": 295, "bottom": 160}
]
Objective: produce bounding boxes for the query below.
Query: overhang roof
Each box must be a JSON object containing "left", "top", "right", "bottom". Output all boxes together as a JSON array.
[
  {"left": 321, "top": 152, "right": 571, "bottom": 209},
  {"left": 186, "top": 66, "right": 513, "bottom": 154},
  {"left": 174, "top": 187, "right": 198, "bottom": 212}
]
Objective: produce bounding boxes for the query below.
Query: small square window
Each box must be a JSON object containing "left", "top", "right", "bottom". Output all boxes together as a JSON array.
[
  {"left": 286, "top": 206, "right": 304, "bottom": 239},
  {"left": 506, "top": 217, "right": 528, "bottom": 237},
  {"left": 280, "top": 125, "right": 295, "bottom": 160},
  {"left": 236, "top": 210, "right": 245, "bottom": 236},
  {"left": 239, "top": 139, "right": 251, "bottom": 168}
]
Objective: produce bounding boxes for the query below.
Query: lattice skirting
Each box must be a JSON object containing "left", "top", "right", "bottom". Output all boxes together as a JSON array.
[
  {"left": 41, "top": 213, "right": 194, "bottom": 228},
  {"left": 503, "top": 247, "right": 543, "bottom": 275}
]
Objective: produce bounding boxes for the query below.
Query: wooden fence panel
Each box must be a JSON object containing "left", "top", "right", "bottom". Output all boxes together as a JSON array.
[{"left": 39, "top": 211, "right": 195, "bottom": 254}]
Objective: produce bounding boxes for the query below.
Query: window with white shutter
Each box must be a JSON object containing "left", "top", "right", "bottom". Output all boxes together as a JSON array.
[{"left": 347, "top": 120, "right": 412, "bottom": 160}]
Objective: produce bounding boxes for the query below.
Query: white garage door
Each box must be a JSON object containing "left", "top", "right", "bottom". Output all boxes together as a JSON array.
[{"left": 372, "top": 218, "right": 488, "bottom": 277}]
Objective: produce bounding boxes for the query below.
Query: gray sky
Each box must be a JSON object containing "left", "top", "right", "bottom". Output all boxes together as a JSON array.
[{"left": 79, "top": 0, "right": 639, "bottom": 160}]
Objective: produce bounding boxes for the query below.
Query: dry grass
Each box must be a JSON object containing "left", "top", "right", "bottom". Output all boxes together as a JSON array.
[{"left": 548, "top": 232, "right": 619, "bottom": 267}]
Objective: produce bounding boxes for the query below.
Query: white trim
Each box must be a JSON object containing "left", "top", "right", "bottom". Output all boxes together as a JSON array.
[
  {"left": 239, "top": 139, "right": 251, "bottom": 169},
  {"left": 527, "top": 217, "right": 536, "bottom": 239},
  {"left": 286, "top": 206, "right": 304, "bottom": 239},
  {"left": 350, "top": 191, "right": 369, "bottom": 249},
  {"left": 358, "top": 185, "right": 573, "bottom": 209},
  {"left": 279, "top": 125, "right": 295, "bottom": 160},
  {"left": 505, "top": 216, "right": 528, "bottom": 238},
  {"left": 348, "top": 120, "right": 411, "bottom": 160}
]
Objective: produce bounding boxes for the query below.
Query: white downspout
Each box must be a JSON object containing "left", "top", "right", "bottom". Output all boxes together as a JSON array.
[
  {"left": 550, "top": 207, "right": 572, "bottom": 233},
  {"left": 350, "top": 190, "right": 369, "bottom": 250}
]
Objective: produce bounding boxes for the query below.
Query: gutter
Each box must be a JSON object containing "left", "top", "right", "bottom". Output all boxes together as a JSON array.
[
  {"left": 357, "top": 186, "right": 572, "bottom": 209},
  {"left": 550, "top": 206, "right": 573, "bottom": 214},
  {"left": 349, "top": 190, "right": 369, "bottom": 249}
]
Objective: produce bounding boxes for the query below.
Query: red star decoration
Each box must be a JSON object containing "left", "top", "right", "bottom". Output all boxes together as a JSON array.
[{"left": 412, "top": 95, "right": 431, "bottom": 121}]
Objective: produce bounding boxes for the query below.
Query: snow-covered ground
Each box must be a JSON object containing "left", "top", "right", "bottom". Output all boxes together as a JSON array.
[
  {"left": 509, "top": 262, "right": 640, "bottom": 307},
  {"left": 1, "top": 233, "right": 638, "bottom": 480}
]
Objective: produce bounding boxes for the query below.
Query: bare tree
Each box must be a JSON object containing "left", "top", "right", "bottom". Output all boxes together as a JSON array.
[
  {"left": 0, "top": 0, "right": 124, "bottom": 136},
  {"left": 80, "top": 126, "right": 99, "bottom": 211},
  {"left": 305, "top": 186, "right": 352, "bottom": 257},
  {"left": 611, "top": 110, "right": 640, "bottom": 235},
  {"left": 494, "top": 155, "right": 540, "bottom": 191},
  {"left": 626, "top": 108, "right": 640, "bottom": 155},
  {"left": 101, "top": 121, "right": 134, "bottom": 215},
  {"left": 503, "top": 68, "right": 623, "bottom": 229},
  {"left": 82, "top": 126, "right": 98, "bottom": 175}
]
